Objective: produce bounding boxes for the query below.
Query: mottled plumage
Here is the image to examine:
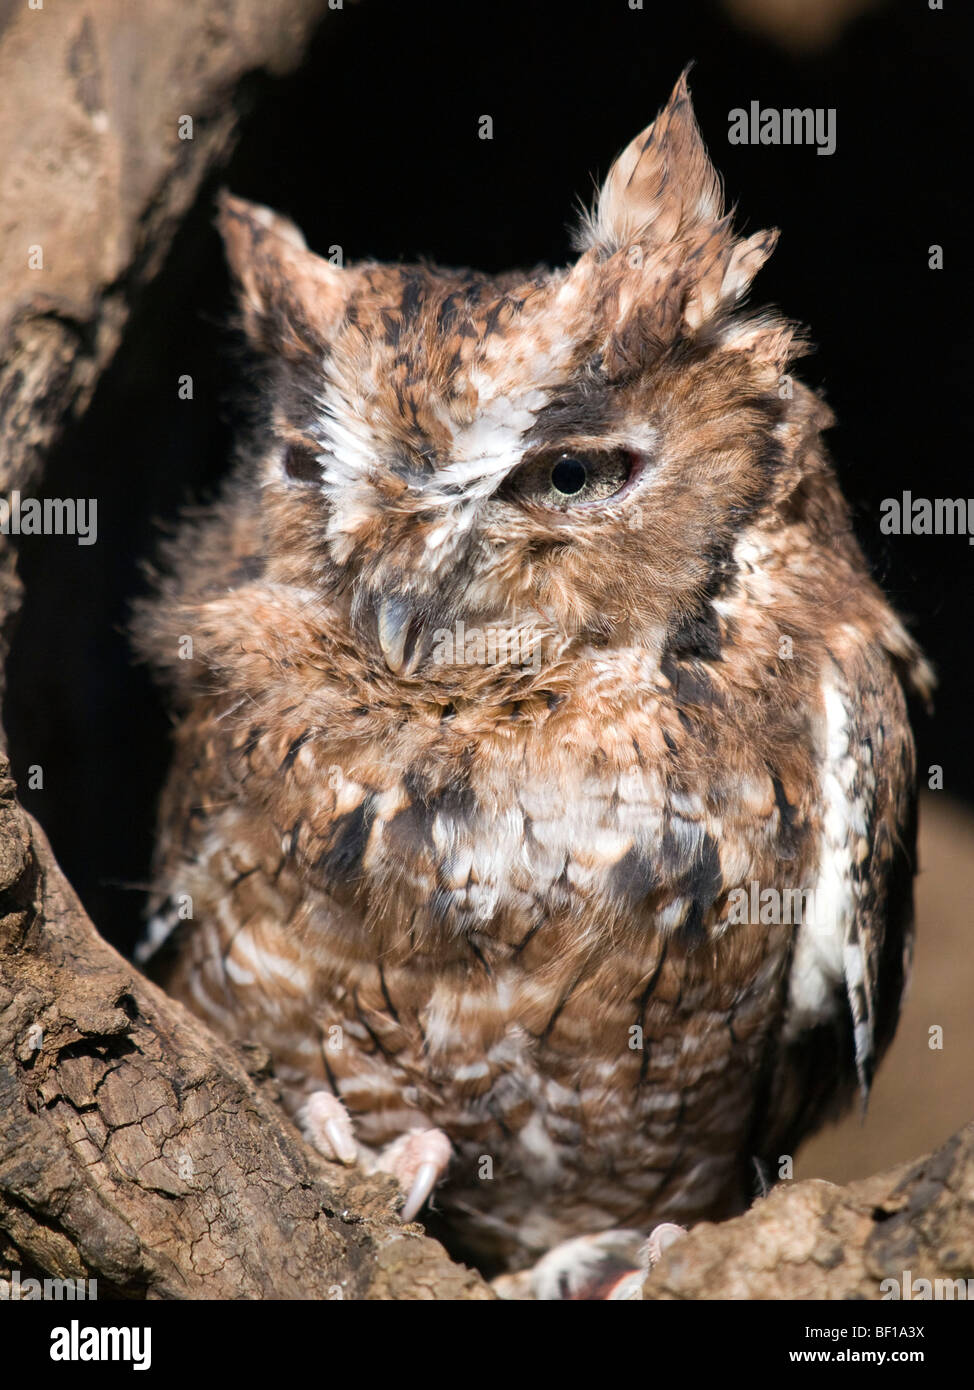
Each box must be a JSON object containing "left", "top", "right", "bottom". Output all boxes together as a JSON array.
[{"left": 134, "top": 75, "right": 930, "bottom": 1280}]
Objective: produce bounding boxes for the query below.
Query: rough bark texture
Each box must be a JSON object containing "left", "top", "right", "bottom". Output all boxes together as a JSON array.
[
  {"left": 644, "top": 1126, "right": 974, "bottom": 1300},
  {"left": 0, "top": 0, "right": 970, "bottom": 1302}
]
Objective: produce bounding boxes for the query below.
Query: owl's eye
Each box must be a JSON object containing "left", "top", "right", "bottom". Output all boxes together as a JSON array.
[{"left": 505, "top": 447, "right": 633, "bottom": 509}]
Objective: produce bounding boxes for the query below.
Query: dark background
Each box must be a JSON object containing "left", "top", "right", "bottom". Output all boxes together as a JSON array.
[{"left": 5, "top": 0, "right": 971, "bottom": 956}]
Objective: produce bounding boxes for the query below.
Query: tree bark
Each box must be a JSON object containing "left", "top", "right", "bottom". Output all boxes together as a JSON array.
[{"left": 643, "top": 1124, "right": 974, "bottom": 1300}]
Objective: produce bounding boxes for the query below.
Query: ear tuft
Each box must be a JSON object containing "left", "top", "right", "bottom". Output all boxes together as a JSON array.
[
  {"left": 720, "top": 228, "right": 779, "bottom": 302},
  {"left": 576, "top": 76, "right": 781, "bottom": 340},
  {"left": 579, "top": 71, "right": 722, "bottom": 255},
  {"left": 217, "top": 191, "right": 346, "bottom": 359},
  {"left": 683, "top": 225, "right": 780, "bottom": 330}
]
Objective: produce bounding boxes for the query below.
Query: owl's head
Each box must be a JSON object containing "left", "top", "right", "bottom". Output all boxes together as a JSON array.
[{"left": 220, "top": 74, "right": 818, "bottom": 683}]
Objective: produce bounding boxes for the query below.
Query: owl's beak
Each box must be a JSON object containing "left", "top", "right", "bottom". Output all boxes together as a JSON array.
[{"left": 376, "top": 595, "right": 422, "bottom": 676}]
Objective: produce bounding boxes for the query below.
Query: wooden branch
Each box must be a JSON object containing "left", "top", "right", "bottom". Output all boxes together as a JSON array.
[{"left": 643, "top": 1122, "right": 974, "bottom": 1299}]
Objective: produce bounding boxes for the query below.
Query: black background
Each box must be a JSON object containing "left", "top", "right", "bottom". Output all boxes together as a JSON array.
[{"left": 5, "top": 0, "right": 971, "bottom": 956}]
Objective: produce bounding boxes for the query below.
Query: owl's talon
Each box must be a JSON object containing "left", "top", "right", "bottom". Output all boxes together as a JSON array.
[
  {"left": 299, "top": 1090, "right": 359, "bottom": 1165},
  {"left": 643, "top": 1221, "right": 686, "bottom": 1267},
  {"left": 376, "top": 1127, "right": 452, "bottom": 1221},
  {"left": 604, "top": 1222, "right": 689, "bottom": 1298},
  {"left": 401, "top": 1160, "right": 441, "bottom": 1222}
]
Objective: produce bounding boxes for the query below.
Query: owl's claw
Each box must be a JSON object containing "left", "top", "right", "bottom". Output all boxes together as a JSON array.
[
  {"left": 603, "top": 1222, "right": 687, "bottom": 1298},
  {"left": 299, "top": 1090, "right": 359, "bottom": 1165},
  {"left": 375, "top": 1127, "right": 452, "bottom": 1222},
  {"left": 644, "top": 1221, "right": 685, "bottom": 1267},
  {"left": 300, "top": 1095, "right": 450, "bottom": 1217},
  {"left": 401, "top": 1162, "right": 441, "bottom": 1222}
]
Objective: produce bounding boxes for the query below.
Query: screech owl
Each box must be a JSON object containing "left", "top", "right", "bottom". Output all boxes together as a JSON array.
[{"left": 134, "top": 74, "right": 931, "bottom": 1292}]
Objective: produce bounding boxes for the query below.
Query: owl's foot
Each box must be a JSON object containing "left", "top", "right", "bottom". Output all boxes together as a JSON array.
[
  {"left": 375, "top": 1127, "right": 453, "bottom": 1222},
  {"left": 493, "top": 1222, "right": 686, "bottom": 1300},
  {"left": 299, "top": 1093, "right": 450, "bottom": 1220},
  {"left": 298, "top": 1090, "right": 358, "bottom": 1165}
]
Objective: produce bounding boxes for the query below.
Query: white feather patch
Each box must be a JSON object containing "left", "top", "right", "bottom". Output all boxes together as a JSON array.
[{"left": 783, "top": 676, "right": 872, "bottom": 1081}]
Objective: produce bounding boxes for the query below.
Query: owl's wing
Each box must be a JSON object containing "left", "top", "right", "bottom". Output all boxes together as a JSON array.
[{"left": 750, "top": 639, "right": 920, "bottom": 1161}]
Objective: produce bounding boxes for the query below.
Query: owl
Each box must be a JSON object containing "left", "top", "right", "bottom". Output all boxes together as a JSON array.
[{"left": 134, "top": 74, "right": 931, "bottom": 1294}]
